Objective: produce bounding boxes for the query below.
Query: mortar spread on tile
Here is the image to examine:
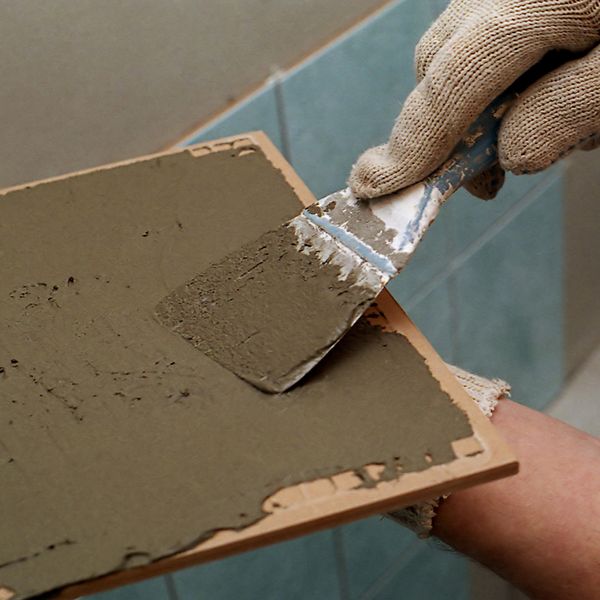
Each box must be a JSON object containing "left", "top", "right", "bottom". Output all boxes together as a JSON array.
[
  {"left": 0, "top": 141, "right": 473, "bottom": 599},
  {"left": 155, "top": 221, "right": 383, "bottom": 392}
]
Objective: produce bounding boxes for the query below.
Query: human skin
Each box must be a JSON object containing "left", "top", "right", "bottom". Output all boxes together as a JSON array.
[{"left": 433, "top": 400, "right": 600, "bottom": 599}]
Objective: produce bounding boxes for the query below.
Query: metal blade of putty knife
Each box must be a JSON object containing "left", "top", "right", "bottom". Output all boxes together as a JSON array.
[{"left": 155, "top": 94, "right": 511, "bottom": 393}]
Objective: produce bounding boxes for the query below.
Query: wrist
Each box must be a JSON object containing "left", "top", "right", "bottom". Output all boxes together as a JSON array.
[{"left": 433, "top": 400, "right": 600, "bottom": 599}]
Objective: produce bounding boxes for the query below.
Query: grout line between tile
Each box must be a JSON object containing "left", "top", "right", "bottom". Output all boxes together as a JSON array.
[
  {"left": 450, "top": 170, "right": 563, "bottom": 262},
  {"left": 444, "top": 194, "right": 460, "bottom": 365},
  {"left": 271, "top": 69, "right": 293, "bottom": 163},
  {"left": 358, "top": 540, "right": 423, "bottom": 600},
  {"left": 403, "top": 171, "right": 564, "bottom": 312},
  {"left": 332, "top": 528, "right": 351, "bottom": 600},
  {"left": 175, "top": 81, "right": 276, "bottom": 148},
  {"left": 447, "top": 273, "right": 461, "bottom": 366},
  {"left": 164, "top": 573, "right": 179, "bottom": 600}
]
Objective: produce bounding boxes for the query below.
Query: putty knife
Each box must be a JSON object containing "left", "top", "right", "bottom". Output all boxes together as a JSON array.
[{"left": 156, "top": 95, "right": 511, "bottom": 393}]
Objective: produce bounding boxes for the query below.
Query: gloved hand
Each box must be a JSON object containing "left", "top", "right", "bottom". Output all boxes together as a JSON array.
[{"left": 350, "top": 0, "right": 600, "bottom": 200}]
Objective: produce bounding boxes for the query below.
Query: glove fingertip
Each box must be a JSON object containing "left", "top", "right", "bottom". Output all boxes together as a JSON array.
[{"left": 349, "top": 146, "right": 411, "bottom": 199}]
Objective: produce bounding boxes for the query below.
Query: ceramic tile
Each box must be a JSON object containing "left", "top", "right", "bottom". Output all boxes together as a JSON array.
[
  {"left": 402, "top": 279, "right": 455, "bottom": 363},
  {"left": 173, "top": 530, "right": 339, "bottom": 600},
  {"left": 368, "top": 545, "right": 469, "bottom": 600},
  {"left": 280, "top": 0, "right": 432, "bottom": 198},
  {"left": 447, "top": 167, "right": 560, "bottom": 260},
  {"left": 546, "top": 344, "right": 600, "bottom": 437},
  {"left": 180, "top": 83, "right": 283, "bottom": 152},
  {"left": 339, "top": 516, "right": 418, "bottom": 599},
  {"left": 85, "top": 576, "right": 169, "bottom": 600},
  {"left": 428, "top": 0, "right": 449, "bottom": 19},
  {"left": 453, "top": 177, "right": 564, "bottom": 409},
  {"left": 564, "top": 152, "right": 600, "bottom": 374},
  {"left": 385, "top": 152, "right": 559, "bottom": 311},
  {"left": 385, "top": 170, "right": 560, "bottom": 309}
]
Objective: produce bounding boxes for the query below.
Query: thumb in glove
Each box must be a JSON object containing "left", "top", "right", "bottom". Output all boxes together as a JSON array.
[{"left": 349, "top": 0, "right": 600, "bottom": 200}]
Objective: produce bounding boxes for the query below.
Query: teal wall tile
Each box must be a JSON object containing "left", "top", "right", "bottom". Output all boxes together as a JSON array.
[
  {"left": 446, "top": 168, "right": 560, "bottom": 259},
  {"left": 370, "top": 545, "right": 469, "bottom": 600},
  {"left": 387, "top": 170, "right": 561, "bottom": 309},
  {"left": 401, "top": 280, "right": 455, "bottom": 363},
  {"left": 180, "top": 83, "right": 283, "bottom": 152},
  {"left": 453, "top": 176, "right": 564, "bottom": 409},
  {"left": 173, "top": 530, "right": 339, "bottom": 600},
  {"left": 85, "top": 576, "right": 168, "bottom": 600},
  {"left": 280, "top": 0, "right": 433, "bottom": 198},
  {"left": 428, "top": 0, "right": 449, "bottom": 19},
  {"left": 339, "top": 517, "right": 419, "bottom": 599}
]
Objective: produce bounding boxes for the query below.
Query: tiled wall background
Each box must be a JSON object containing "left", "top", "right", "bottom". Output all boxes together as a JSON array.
[
  {"left": 564, "top": 150, "right": 600, "bottom": 374},
  {"left": 88, "top": 0, "right": 575, "bottom": 598}
]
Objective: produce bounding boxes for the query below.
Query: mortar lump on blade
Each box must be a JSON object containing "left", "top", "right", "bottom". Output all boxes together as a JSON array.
[
  {"left": 317, "top": 191, "right": 400, "bottom": 260},
  {"left": 155, "top": 224, "right": 376, "bottom": 388}
]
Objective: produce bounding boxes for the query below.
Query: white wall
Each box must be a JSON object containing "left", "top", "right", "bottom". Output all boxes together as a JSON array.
[{"left": 0, "top": 0, "right": 383, "bottom": 187}]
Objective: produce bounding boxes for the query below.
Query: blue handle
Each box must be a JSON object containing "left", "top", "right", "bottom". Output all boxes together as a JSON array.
[{"left": 428, "top": 92, "right": 516, "bottom": 196}]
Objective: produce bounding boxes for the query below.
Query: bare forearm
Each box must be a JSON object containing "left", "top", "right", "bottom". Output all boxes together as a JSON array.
[{"left": 433, "top": 400, "right": 600, "bottom": 599}]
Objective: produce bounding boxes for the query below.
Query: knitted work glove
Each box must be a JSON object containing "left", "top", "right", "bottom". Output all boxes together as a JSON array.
[{"left": 350, "top": 0, "right": 600, "bottom": 200}]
